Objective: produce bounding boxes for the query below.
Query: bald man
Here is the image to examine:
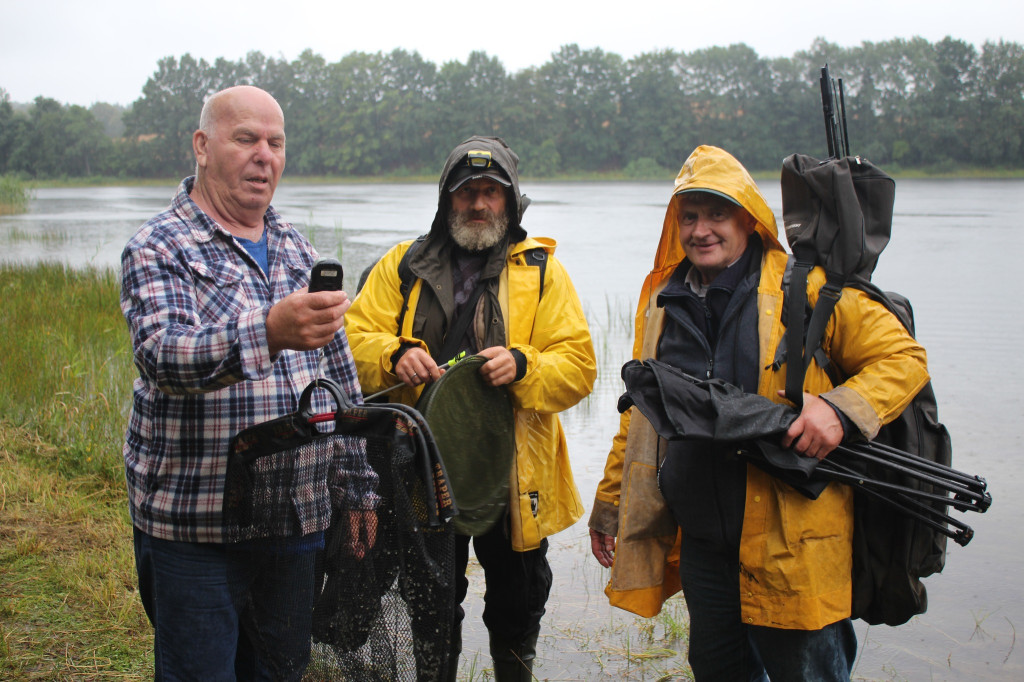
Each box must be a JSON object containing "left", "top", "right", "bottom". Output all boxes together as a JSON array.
[{"left": 120, "top": 86, "right": 373, "bottom": 680}]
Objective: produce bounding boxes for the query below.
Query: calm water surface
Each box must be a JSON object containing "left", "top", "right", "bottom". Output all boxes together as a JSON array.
[{"left": 3, "top": 179, "right": 1022, "bottom": 680}]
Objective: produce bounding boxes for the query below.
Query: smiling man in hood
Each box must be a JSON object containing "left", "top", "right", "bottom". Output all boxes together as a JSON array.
[
  {"left": 346, "top": 135, "right": 596, "bottom": 680},
  {"left": 589, "top": 146, "right": 929, "bottom": 681}
]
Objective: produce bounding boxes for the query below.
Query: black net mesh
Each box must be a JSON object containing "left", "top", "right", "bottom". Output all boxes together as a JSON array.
[{"left": 225, "top": 397, "right": 457, "bottom": 682}]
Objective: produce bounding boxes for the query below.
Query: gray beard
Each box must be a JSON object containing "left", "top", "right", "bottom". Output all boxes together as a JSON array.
[{"left": 449, "top": 209, "right": 508, "bottom": 252}]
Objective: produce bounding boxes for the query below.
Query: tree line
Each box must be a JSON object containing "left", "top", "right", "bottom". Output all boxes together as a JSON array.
[{"left": 2, "top": 36, "right": 1023, "bottom": 180}]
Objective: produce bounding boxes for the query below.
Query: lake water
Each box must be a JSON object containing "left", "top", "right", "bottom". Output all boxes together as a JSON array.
[{"left": 3, "top": 179, "right": 1023, "bottom": 680}]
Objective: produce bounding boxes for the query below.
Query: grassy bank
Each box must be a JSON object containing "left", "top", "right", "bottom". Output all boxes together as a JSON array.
[{"left": 0, "top": 263, "right": 151, "bottom": 679}]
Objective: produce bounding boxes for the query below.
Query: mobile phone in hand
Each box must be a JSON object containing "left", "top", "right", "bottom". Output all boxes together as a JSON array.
[{"left": 309, "top": 257, "right": 344, "bottom": 292}]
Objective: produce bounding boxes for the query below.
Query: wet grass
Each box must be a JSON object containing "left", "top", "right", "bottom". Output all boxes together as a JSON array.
[
  {"left": 0, "top": 263, "right": 133, "bottom": 486},
  {"left": 0, "top": 428, "right": 151, "bottom": 679},
  {"left": 0, "top": 263, "right": 149, "bottom": 679},
  {"left": 0, "top": 226, "right": 74, "bottom": 247}
]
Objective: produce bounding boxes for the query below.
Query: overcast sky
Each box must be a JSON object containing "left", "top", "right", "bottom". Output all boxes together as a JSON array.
[{"left": 2, "top": 0, "right": 1022, "bottom": 107}]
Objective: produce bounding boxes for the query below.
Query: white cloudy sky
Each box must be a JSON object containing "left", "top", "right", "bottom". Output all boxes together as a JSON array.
[{"left": 2, "top": 0, "right": 1022, "bottom": 106}]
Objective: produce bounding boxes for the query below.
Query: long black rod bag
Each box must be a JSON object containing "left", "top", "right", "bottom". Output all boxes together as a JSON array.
[{"left": 780, "top": 153, "right": 957, "bottom": 626}]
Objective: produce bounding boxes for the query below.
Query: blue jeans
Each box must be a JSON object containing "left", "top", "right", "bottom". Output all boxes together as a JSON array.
[
  {"left": 133, "top": 528, "right": 316, "bottom": 681},
  {"left": 678, "top": 538, "right": 857, "bottom": 682}
]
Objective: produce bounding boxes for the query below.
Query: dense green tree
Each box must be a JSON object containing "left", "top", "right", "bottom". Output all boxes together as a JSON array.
[
  {"left": 123, "top": 54, "right": 216, "bottom": 177},
  {"left": 619, "top": 49, "right": 693, "bottom": 168},
  {"left": 4, "top": 97, "right": 113, "bottom": 177},
  {"left": 914, "top": 38, "right": 977, "bottom": 165},
  {"left": 6, "top": 97, "right": 60, "bottom": 175},
  {"left": 282, "top": 49, "right": 338, "bottom": 175},
  {"left": 972, "top": 40, "right": 1024, "bottom": 165},
  {"left": 0, "top": 88, "right": 20, "bottom": 174},
  {"left": 375, "top": 49, "right": 439, "bottom": 173},
  {"left": 436, "top": 51, "right": 511, "bottom": 148},
  {"left": 318, "top": 51, "right": 390, "bottom": 175},
  {"left": 764, "top": 57, "right": 820, "bottom": 161},
  {"left": 497, "top": 67, "right": 559, "bottom": 171},
  {"left": 61, "top": 104, "right": 114, "bottom": 175},
  {"left": 679, "top": 44, "right": 780, "bottom": 168},
  {"left": 536, "top": 45, "right": 625, "bottom": 170},
  {"left": 88, "top": 102, "right": 126, "bottom": 138}
]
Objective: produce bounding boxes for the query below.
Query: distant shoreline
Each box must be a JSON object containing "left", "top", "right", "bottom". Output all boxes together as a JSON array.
[{"left": 20, "top": 167, "right": 1024, "bottom": 190}]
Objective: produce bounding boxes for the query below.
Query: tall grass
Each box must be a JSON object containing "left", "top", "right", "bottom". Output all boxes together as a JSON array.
[
  {"left": 0, "top": 263, "right": 151, "bottom": 679},
  {"left": 0, "top": 175, "right": 32, "bottom": 215},
  {"left": 0, "top": 263, "right": 134, "bottom": 485}
]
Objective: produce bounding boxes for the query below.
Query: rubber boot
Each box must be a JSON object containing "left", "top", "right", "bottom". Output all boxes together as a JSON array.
[{"left": 489, "top": 627, "right": 539, "bottom": 682}]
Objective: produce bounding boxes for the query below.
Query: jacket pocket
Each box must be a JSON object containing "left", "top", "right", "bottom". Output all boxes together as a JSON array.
[
  {"left": 188, "top": 258, "right": 249, "bottom": 322},
  {"left": 283, "top": 253, "right": 311, "bottom": 291}
]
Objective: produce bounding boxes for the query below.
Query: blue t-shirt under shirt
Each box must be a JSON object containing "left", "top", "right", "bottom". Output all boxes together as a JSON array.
[{"left": 237, "top": 228, "right": 269, "bottom": 276}]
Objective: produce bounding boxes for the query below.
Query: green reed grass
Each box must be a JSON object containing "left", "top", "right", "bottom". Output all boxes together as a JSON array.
[
  {"left": 0, "top": 175, "right": 32, "bottom": 215},
  {"left": 0, "top": 263, "right": 151, "bottom": 679},
  {"left": 1, "top": 426, "right": 152, "bottom": 679},
  {"left": 0, "top": 263, "right": 134, "bottom": 486}
]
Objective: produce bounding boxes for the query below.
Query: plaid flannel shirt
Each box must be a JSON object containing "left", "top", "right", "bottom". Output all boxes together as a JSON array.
[{"left": 121, "top": 177, "right": 372, "bottom": 543}]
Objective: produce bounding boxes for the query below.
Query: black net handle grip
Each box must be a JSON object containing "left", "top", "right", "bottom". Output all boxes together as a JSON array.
[{"left": 298, "top": 378, "right": 354, "bottom": 427}]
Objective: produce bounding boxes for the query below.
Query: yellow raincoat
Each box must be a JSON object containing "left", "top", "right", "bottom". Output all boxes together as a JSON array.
[
  {"left": 347, "top": 235, "right": 596, "bottom": 551},
  {"left": 589, "top": 145, "right": 929, "bottom": 628}
]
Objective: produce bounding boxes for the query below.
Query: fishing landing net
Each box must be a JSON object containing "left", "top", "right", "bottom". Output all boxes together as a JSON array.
[{"left": 224, "top": 379, "right": 457, "bottom": 681}]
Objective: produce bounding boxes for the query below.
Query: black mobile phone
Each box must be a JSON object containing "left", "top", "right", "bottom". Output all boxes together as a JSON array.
[{"left": 309, "top": 257, "right": 344, "bottom": 292}]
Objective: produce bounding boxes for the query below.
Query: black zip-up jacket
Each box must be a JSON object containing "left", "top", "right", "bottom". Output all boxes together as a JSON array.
[{"left": 655, "top": 238, "right": 762, "bottom": 552}]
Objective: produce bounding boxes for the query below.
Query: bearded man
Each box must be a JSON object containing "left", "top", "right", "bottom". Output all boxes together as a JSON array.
[{"left": 345, "top": 135, "right": 596, "bottom": 681}]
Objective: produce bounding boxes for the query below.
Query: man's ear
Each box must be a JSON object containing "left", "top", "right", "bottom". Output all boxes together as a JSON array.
[{"left": 193, "top": 130, "right": 208, "bottom": 169}]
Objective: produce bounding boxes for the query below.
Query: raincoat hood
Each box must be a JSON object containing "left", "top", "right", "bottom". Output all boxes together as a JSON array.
[
  {"left": 429, "top": 135, "right": 530, "bottom": 245},
  {"left": 649, "top": 145, "right": 781, "bottom": 294}
]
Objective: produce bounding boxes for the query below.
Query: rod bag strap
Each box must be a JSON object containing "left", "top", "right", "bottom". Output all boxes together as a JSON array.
[
  {"left": 804, "top": 276, "right": 844, "bottom": 382},
  {"left": 784, "top": 252, "right": 814, "bottom": 407}
]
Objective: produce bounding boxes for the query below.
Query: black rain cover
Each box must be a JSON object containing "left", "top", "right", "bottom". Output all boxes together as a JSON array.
[{"left": 618, "top": 358, "right": 826, "bottom": 498}]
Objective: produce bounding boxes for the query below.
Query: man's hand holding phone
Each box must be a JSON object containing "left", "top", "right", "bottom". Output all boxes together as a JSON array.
[
  {"left": 266, "top": 257, "right": 349, "bottom": 354},
  {"left": 309, "top": 257, "right": 344, "bottom": 292}
]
